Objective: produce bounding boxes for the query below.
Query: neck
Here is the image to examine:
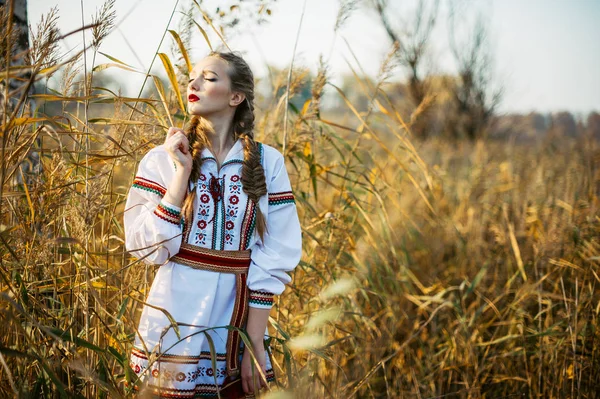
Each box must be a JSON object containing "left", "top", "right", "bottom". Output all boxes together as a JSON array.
[{"left": 201, "top": 113, "right": 236, "bottom": 155}]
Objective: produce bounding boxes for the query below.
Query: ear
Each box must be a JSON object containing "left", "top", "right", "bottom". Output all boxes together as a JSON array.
[{"left": 229, "top": 91, "right": 245, "bottom": 107}]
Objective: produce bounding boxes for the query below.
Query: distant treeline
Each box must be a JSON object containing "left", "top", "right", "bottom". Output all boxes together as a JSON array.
[{"left": 490, "top": 110, "right": 600, "bottom": 142}]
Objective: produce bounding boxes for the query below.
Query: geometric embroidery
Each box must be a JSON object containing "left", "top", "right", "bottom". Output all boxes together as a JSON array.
[
  {"left": 129, "top": 346, "right": 276, "bottom": 398},
  {"left": 239, "top": 199, "right": 256, "bottom": 251},
  {"left": 268, "top": 191, "right": 295, "bottom": 206},
  {"left": 224, "top": 174, "right": 241, "bottom": 248},
  {"left": 154, "top": 201, "right": 182, "bottom": 226},
  {"left": 249, "top": 290, "right": 275, "bottom": 309},
  {"left": 194, "top": 174, "right": 212, "bottom": 246},
  {"left": 132, "top": 176, "right": 166, "bottom": 197}
]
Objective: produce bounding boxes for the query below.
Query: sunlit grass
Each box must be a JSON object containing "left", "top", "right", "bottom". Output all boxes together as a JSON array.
[{"left": 0, "top": 2, "right": 599, "bottom": 398}]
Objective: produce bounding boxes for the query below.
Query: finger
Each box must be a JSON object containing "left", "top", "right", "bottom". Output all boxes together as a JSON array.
[
  {"left": 251, "top": 375, "right": 259, "bottom": 394},
  {"left": 166, "top": 127, "right": 179, "bottom": 140},
  {"left": 242, "top": 375, "right": 248, "bottom": 394},
  {"left": 178, "top": 140, "right": 190, "bottom": 155},
  {"left": 259, "top": 370, "right": 267, "bottom": 388},
  {"left": 170, "top": 134, "right": 189, "bottom": 153},
  {"left": 168, "top": 136, "right": 188, "bottom": 154},
  {"left": 167, "top": 132, "right": 186, "bottom": 145},
  {"left": 243, "top": 376, "right": 252, "bottom": 394}
]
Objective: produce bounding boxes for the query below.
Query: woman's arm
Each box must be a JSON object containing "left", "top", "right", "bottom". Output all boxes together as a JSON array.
[
  {"left": 123, "top": 127, "right": 193, "bottom": 266},
  {"left": 163, "top": 127, "right": 193, "bottom": 208},
  {"left": 241, "top": 307, "right": 270, "bottom": 394},
  {"left": 162, "top": 168, "right": 192, "bottom": 208}
]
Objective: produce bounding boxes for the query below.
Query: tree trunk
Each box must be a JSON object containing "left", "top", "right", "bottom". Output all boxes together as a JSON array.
[{"left": 1, "top": 0, "right": 42, "bottom": 187}]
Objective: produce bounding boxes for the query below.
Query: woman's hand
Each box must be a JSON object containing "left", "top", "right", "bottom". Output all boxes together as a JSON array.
[
  {"left": 165, "top": 127, "right": 193, "bottom": 173},
  {"left": 241, "top": 340, "right": 268, "bottom": 395}
]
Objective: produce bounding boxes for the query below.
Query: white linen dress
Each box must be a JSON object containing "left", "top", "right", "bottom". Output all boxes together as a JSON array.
[{"left": 123, "top": 138, "right": 302, "bottom": 398}]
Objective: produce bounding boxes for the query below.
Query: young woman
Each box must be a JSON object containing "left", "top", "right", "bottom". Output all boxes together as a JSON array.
[{"left": 123, "top": 51, "right": 302, "bottom": 398}]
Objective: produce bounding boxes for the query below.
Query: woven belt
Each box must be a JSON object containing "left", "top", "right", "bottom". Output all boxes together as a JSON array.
[{"left": 170, "top": 242, "right": 251, "bottom": 378}]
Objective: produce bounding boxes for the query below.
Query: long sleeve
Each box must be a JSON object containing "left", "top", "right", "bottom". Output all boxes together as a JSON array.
[
  {"left": 123, "top": 148, "right": 184, "bottom": 266},
  {"left": 247, "top": 151, "right": 302, "bottom": 309}
]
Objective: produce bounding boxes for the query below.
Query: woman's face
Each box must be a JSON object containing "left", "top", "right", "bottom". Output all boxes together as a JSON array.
[{"left": 187, "top": 56, "right": 241, "bottom": 117}]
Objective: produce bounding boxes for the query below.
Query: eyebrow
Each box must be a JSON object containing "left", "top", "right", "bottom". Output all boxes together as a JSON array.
[
  {"left": 190, "top": 69, "right": 219, "bottom": 78},
  {"left": 203, "top": 69, "right": 219, "bottom": 77}
]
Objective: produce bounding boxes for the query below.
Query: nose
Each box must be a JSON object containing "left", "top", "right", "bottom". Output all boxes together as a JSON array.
[{"left": 189, "top": 77, "right": 202, "bottom": 92}]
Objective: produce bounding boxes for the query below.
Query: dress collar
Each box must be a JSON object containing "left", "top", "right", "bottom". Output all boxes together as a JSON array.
[{"left": 200, "top": 137, "right": 244, "bottom": 163}]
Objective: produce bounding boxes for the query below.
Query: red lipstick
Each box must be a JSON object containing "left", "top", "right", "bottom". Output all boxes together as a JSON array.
[{"left": 188, "top": 94, "right": 199, "bottom": 102}]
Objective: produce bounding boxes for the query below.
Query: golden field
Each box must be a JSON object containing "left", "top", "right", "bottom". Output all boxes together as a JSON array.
[{"left": 1, "top": 3, "right": 599, "bottom": 397}]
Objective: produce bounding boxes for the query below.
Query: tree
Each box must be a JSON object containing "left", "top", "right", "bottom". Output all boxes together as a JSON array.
[
  {"left": 586, "top": 111, "right": 600, "bottom": 140},
  {"left": 374, "top": 0, "right": 440, "bottom": 138},
  {"left": 0, "top": 0, "right": 44, "bottom": 190},
  {"left": 550, "top": 111, "right": 578, "bottom": 138},
  {"left": 446, "top": 4, "right": 503, "bottom": 140},
  {"left": 1, "top": 0, "right": 30, "bottom": 116}
]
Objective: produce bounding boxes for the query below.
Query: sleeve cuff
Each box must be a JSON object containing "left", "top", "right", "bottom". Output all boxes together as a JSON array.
[
  {"left": 153, "top": 199, "right": 183, "bottom": 227},
  {"left": 248, "top": 290, "right": 275, "bottom": 309}
]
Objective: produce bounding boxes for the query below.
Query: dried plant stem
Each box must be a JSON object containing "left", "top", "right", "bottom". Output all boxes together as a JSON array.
[{"left": 282, "top": 0, "right": 307, "bottom": 154}]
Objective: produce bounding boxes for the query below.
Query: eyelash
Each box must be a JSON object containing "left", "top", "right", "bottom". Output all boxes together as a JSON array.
[{"left": 188, "top": 77, "right": 216, "bottom": 83}]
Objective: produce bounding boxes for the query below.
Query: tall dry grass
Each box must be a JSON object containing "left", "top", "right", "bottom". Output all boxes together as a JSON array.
[{"left": 1, "top": 2, "right": 599, "bottom": 398}]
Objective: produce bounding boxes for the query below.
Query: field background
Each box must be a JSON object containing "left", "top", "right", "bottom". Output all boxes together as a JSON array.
[{"left": 1, "top": 0, "right": 599, "bottom": 398}]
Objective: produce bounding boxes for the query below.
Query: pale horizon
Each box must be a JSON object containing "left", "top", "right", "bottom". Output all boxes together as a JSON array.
[{"left": 28, "top": 0, "right": 600, "bottom": 116}]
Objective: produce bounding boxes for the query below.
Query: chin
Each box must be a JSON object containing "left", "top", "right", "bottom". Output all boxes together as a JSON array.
[{"left": 188, "top": 105, "right": 205, "bottom": 116}]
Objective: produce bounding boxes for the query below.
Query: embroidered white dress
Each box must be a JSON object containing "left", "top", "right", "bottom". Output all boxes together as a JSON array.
[{"left": 123, "top": 138, "right": 302, "bottom": 397}]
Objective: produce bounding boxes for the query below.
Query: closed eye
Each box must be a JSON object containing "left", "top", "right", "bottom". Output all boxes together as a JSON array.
[{"left": 188, "top": 77, "right": 216, "bottom": 83}]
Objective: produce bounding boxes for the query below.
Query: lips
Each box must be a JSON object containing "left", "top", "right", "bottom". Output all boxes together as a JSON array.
[{"left": 188, "top": 94, "right": 199, "bottom": 102}]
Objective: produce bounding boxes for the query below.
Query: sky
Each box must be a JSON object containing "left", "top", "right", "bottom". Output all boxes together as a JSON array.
[{"left": 27, "top": 0, "right": 600, "bottom": 115}]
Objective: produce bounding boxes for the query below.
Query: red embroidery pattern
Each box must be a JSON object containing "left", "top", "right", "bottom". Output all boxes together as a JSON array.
[
  {"left": 194, "top": 181, "right": 212, "bottom": 246},
  {"left": 129, "top": 370, "right": 276, "bottom": 398},
  {"left": 239, "top": 198, "right": 256, "bottom": 250},
  {"left": 249, "top": 290, "right": 275, "bottom": 308},
  {"left": 154, "top": 201, "right": 181, "bottom": 226},
  {"left": 268, "top": 191, "right": 295, "bottom": 206},
  {"left": 132, "top": 176, "right": 166, "bottom": 197},
  {"left": 224, "top": 175, "right": 241, "bottom": 248}
]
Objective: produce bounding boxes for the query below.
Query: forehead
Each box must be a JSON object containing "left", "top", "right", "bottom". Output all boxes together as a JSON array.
[{"left": 190, "top": 57, "right": 230, "bottom": 76}]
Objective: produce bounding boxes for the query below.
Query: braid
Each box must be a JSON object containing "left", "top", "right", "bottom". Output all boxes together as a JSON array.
[
  {"left": 181, "top": 116, "right": 210, "bottom": 227},
  {"left": 240, "top": 131, "right": 268, "bottom": 242}
]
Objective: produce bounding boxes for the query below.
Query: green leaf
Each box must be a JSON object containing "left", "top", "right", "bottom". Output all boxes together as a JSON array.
[
  {"left": 117, "top": 297, "right": 129, "bottom": 320},
  {"left": 45, "top": 327, "right": 105, "bottom": 354}
]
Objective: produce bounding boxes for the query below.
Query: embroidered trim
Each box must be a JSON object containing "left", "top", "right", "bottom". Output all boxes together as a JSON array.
[
  {"left": 224, "top": 175, "right": 241, "bottom": 248},
  {"left": 268, "top": 191, "right": 295, "bottom": 206},
  {"left": 194, "top": 177, "right": 212, "bottom": 246},
  {"left": 226, "top": 273, "right": 248, "bottom": 376},
  {"left": 154, "top": 201, "right": 182, "bottom": 226},
  {"left": 249, "top": 290, "right": 275, "bottom": 308},
  {"left": 220, "top": 159, "right": 243, "bottom": 168},
  {"left": 211, "top": 199, "right": 219, "bottom": 250},
  {"left": 132, "top": 176, "right": 166, "bottom": 197},
  {"left": 130, "top": 370, "right": 276, "bottom": 398},
  {"left": 131, "top": 348, "right": 227, "bottom": 364},
  {"left": 220, "top": 174, "right": 227, "bottom": 250},
  {"left": 239, "top": 199, "right": 256, "bottom": 250}
]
